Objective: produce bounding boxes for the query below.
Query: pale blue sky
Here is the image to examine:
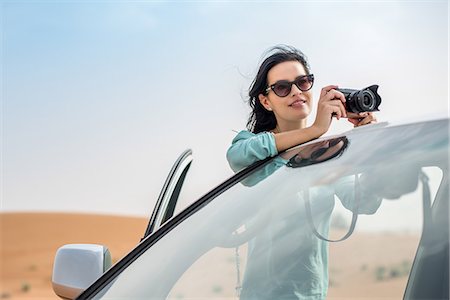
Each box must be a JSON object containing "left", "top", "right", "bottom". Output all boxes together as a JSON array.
[{"left": 2, "top": 1, "right": 448, "bottom": 216}]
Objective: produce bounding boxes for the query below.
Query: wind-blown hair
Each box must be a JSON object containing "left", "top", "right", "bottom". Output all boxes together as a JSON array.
[{"left": 247, "top": 45, "right": 311, "bottom": 133}]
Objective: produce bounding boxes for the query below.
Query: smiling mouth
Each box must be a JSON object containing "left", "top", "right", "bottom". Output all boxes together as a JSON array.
[{"left": 290, "top": 100, "right": 306, "bottom": 106}]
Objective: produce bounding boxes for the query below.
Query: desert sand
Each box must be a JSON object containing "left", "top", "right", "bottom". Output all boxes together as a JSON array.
[
  {"left": 1, "top": 212, "right": 147, "bottom": 299},
  {"left": 1, "top": 213, "right": 419, "bottom": 299}
]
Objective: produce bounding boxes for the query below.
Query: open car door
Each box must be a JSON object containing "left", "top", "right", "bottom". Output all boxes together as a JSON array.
[{"left": 142, "top": 149, "right": 193, "bottom": 239}]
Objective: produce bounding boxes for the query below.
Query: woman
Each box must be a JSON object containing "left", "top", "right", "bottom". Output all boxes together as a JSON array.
[
  {"left": 227, "top": 45, "right": 376, "bottom": 172},
  {"left": 226, "top": 45, "right": 379, "bottom": 300}
]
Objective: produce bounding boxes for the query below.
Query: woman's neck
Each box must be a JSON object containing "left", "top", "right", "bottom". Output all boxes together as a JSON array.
[{"left": 275, "top": 119, "right": 307, "bottom": 133}]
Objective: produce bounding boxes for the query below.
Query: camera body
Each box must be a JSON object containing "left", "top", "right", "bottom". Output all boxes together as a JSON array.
[{"left": 337, "top": 85, "right": 381, "bottom": 113}]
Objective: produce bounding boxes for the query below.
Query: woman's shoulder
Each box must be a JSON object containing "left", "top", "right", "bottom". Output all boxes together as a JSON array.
[
  {"left": 230, "top": 130, "right": 276, "bottom": 149},
  {"left": 227, "top": 129, "right": 278, "bottom": 171},
  {"left": 231, "top": 130, "right": 257, "bottom": 143}
]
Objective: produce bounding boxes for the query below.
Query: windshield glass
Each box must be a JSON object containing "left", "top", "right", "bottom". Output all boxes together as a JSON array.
[{"left": 91, "top": 119, "right": 449, "bottom": 300}]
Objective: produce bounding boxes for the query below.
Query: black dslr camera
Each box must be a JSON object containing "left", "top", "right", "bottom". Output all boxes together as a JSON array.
[{"left": 337, "top": 85, "right": 382, "bottom": 113}]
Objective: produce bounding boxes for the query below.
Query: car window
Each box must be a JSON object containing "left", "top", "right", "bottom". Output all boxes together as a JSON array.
[
  {"left": 143, "top": 149, "right": 193, "bottom": 238},
  {"left": 89, "top": 120, "right": 448, "bottom": 300}
]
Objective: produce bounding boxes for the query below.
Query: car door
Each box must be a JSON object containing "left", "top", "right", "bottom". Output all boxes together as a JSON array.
[
  {"left": 142, "top": 149, "right": 193, "bottom": 239},
  {"left": 403, "top": 171, "right": 449, "bottom": 299}
]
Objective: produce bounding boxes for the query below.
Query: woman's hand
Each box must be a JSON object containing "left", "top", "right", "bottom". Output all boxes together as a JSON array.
[
  {"left": 311, "top": 85, "right": 347, "bottom": 135},
  {"left": 347, "top": 112, "right": 377, "bottom": 127}
]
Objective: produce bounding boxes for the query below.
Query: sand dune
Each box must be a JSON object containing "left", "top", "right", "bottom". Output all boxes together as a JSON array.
[
  {"left": 1, "top": 212, "right": 147, "bottom": 299},
  {"left": 1, "top": 213, "right": 420, "bottom": 299}
]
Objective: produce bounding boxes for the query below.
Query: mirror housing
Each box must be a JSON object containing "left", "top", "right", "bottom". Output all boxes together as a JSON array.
[{"left": 52, "top": 244, "right": 112, "bottom": 299}]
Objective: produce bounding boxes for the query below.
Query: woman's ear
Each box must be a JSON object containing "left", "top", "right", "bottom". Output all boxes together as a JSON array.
[{"left": 258, "top": 94, "right": 273, "bottom": 111}]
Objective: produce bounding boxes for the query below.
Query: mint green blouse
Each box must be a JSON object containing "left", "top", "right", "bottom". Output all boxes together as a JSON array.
[
  {"left": 226, "top": 130, "right": 279, "bottom": 172},
  {"left": 225, "top": 130, "right": 381, "bottom": 300}
]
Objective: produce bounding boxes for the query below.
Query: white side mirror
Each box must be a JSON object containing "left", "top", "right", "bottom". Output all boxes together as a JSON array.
[{"left": 52, "top": 244, "right": 112, "bottom": 299}]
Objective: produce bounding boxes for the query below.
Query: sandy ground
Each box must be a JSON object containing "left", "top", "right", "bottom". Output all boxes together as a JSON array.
[
  {"left": 0, "top": 212, "right": 147, "bottom": 299},
  {"left": 1, "top": 213, "right": 420, "bottom": 299},
  {"left": 167, "top": 230, "right": 419, "bottom": 300}
]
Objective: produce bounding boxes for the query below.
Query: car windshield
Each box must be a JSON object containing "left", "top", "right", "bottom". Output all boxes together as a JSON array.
[{"left": 89, "top": 119, "right": 449, "bottom": 300}]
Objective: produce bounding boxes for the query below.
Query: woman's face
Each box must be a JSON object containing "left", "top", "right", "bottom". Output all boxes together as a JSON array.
[{"left": 259, "top": 60, "right": 313, "bottom": 126}]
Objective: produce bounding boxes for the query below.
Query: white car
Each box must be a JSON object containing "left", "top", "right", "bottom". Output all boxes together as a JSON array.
[{"left": 52, "top": 117, "right": 449, "bottom": 300}]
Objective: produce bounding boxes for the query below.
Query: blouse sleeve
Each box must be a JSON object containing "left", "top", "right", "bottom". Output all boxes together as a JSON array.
[
  {"left": 334, "top": 175, "right": 382, "bottom": 215},
  {"left": 226, "top": 130, "right": 278, "bottom": 172}
]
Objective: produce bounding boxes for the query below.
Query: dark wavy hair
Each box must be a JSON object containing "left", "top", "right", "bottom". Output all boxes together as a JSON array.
[{"left": 247, "top": 45, "right": 311, "bottom": 133}]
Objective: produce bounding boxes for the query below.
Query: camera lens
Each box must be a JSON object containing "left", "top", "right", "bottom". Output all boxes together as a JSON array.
[
  {"left": 356, "top": 90, "right": 376, "bottom": 111},
  {"left": 363, "top": 95, "right": 371, "bottom": 106},
  {"left": 337, "top": 85, "right": 381, "bottom": 113}
]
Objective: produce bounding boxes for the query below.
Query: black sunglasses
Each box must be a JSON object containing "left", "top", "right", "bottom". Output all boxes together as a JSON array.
[
  {"left": 287, "top": 137, "right": 346, "bottom": 168},
  {"left": 310, "top": 138, "right": 343, "bottom": 161},
  {"left": 266, "top": 74, "right": 314, "bottom": 97}
]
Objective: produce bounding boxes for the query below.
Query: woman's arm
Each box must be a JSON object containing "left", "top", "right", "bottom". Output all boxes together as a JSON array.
[
  {"left": 334, "top": 175, "right": 382, "bottom": 215},
  {"left": 226, "top": 131, "right": 278, "bottom": 172},
  {"left": 272, "top": 126, "right": 322, "bottom": 152}
]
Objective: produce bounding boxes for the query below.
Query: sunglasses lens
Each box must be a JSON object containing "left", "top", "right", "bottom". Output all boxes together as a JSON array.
[
  {"left": 270, "top": 75, "right": 314, "bottom": 97},
  {"left": 295, "top": 75, "right": 313, "bottom": 91},
  {"left": 329, "top": 138, "right": 341, "bottom": 147},
  {"left": 311, "top": 147, "right": 327, "bottom": 161},
  {"left": 273, "top": 82, "right": 291, "bottom": 97}
]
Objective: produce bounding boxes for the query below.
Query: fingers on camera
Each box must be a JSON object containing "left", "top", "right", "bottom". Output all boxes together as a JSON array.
[
  {"left": 321, "top": 85, "right": 339, "bottom": 97},
  {"left": 329, "top": 100, "right": 347, "bottom": 118}
]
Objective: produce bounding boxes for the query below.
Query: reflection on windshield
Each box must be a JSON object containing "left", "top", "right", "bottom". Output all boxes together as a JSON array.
[
  {"left": 90, "top": 120, "right": 449, "bottom": 300},
  {"left": 287, "top": 136, "right": 349, "bottom": 168},
  {"left": 242, "top": 136, "right": 349, "bottom": 187}
]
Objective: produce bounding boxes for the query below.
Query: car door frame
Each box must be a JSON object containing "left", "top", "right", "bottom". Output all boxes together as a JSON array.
[{"left": 143, "top": 149, "right": 194, "bottom": 240}]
